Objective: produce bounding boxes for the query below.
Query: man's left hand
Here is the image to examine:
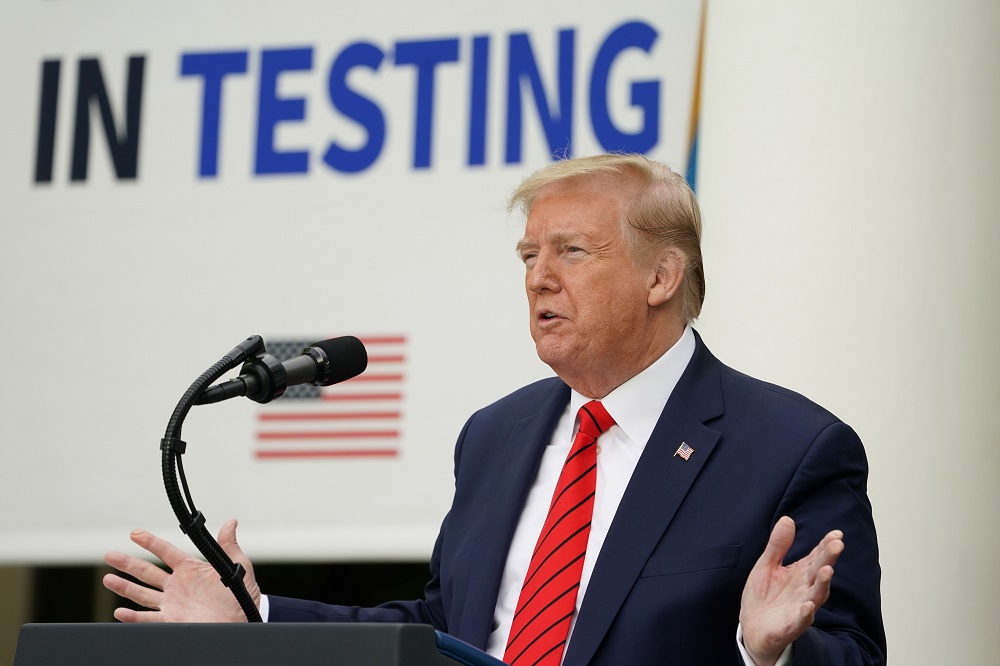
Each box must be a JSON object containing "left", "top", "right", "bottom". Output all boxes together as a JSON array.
[{"left": 740, "top": 516, "right": 844, "bottom": 666}]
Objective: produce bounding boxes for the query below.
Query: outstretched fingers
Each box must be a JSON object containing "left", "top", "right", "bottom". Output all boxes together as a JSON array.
[
  {"left": 801, "top": 530, "right": 844, "bottom": 609},
  {"left": 113, "top": 607, "right": 165, "bottom": 623},
  {"left": 103, "top": 571, "right": 165, "bottom": 612},
  {"left": 816, "top": 530, "right": 845, "bottom": 569},
  {"left": 104, "top": 522, "right": 256, "bottom": 623},
  {"left": 129, "top": 529, "right": 194, "bottom": 570},
  {"left": 104, "top": 549, "right": 170, "bottom": 590},
  {"left": 801, "top": 530, "right": 844, "bottom": 584},
  {"left": 103, "top": 529, "right": 196, "bottom": 621},
  {"left": 740, "top": 519, "right": 849, "bottom": 663}
]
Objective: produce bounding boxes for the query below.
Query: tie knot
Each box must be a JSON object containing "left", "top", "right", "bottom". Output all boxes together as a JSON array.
[{"left": 578, "top": 400, "right": 615, "bottom": 439}]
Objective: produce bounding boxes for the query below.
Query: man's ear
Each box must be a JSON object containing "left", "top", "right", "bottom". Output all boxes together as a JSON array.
[{"left": 648, "top": 247, "right": 685, "bottom": 308}]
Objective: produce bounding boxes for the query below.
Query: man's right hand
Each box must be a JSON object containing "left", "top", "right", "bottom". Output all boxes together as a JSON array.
[{"left": 103, "top": 518, "right": 260, "bottom": 623}]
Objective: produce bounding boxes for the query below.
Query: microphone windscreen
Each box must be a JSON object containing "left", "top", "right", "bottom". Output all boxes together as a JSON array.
[{"left": 311, "top": 336, "right": 368, "bottom": 385}]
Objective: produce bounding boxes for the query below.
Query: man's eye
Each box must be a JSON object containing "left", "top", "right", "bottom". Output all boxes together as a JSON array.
[
  {"left": 522, "top": 252, "right": 537, "bottom": 263},
  {"left": 566, "top": 246, "right": 583, "bottom": 253}
]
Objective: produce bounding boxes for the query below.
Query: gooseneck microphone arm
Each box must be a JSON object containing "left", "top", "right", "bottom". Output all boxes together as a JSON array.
[
  {"left": 159, "top": 335, "right": 368, "bottom": 622},
  {"left": 160, "top": 335, "right": 265, "bottom": 623}
]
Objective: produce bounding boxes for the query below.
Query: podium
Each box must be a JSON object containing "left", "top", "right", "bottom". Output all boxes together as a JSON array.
[{"left": 14, "top": 622, "right": 507, "bottom": 666}]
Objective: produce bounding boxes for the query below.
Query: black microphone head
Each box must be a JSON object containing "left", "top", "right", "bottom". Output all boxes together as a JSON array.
[{"left": 307, "top": 336, "right": 368, "bottom": 386}]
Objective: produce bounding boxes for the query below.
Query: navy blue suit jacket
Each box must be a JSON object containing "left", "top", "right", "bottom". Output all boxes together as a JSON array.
[{"left": 270, "top": 333, "right": 886, "bottom": 665}]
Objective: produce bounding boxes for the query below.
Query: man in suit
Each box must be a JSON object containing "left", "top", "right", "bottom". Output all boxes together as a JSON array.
[{"left": 104, "top": 154, "right": 885, "bottom": 665}]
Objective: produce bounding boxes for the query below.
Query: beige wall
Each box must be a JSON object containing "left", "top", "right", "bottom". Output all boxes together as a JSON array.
[{"left": 698, "top": 1, "right": 1000, "bottom": 663}]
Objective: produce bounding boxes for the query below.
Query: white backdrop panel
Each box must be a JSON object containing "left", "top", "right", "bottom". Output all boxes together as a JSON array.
[{"left": 0, "top": 0, "right": 702, "bottom": 563}]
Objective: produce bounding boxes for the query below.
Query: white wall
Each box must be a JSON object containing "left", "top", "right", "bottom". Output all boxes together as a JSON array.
[{"left": 698, "top": 2, "right": 1000, "bottom": 663}]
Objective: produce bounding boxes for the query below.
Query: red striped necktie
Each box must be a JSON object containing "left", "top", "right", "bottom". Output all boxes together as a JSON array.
[{"left": 503, "top": 400, "right": 616, "bottom": 666}]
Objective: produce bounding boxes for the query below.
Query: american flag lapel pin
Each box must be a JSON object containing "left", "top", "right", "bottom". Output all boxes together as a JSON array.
[{"left": 674, "top": 442, "right": 694, "bottom": 461}]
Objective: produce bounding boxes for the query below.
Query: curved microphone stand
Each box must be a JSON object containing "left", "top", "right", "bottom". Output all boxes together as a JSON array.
[{"left": 159, "top": 335, "right": 266, "bottom": 622}]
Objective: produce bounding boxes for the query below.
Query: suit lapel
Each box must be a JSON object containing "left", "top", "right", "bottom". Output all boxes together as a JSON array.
[
  {"left": 458, "top": 380, "right": 570, "bottom": 649},
  {"left": 563, "top": 334, "right": 725, "bottom": 666}
]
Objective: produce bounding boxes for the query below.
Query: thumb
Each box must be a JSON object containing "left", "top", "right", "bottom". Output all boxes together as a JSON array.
[
  {"left": 217, "top": 518, "right": 245, "bottom": 561},
  {"left": 760, "top": 516, "right": 796, "bottom": 569},
  {"left": 217, "top": 518, "right": 260, "bottom": 607}
]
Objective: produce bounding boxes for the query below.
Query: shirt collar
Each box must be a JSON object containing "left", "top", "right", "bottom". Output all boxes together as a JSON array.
[{"left": 567, "top": 325, "right": 696, "bottom": 448}]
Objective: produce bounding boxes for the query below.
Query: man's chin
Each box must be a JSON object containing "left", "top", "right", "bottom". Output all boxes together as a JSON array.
[{"left": 533, "top": 341, "right": 571, "bottom": 374}]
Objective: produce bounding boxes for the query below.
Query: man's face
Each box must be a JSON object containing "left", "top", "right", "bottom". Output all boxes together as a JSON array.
[{"left": 517, "top": 177, "right": 661, "bottom": 395}]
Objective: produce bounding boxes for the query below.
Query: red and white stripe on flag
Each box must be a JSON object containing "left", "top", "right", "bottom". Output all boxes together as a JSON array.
[{"left": 254, "top": 335, "right": 406, "bottom": 460}]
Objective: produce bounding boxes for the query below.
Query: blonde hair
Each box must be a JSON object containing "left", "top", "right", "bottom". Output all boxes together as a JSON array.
[{"left": 509, "top": 154, "right": 705, "bottom": 322}]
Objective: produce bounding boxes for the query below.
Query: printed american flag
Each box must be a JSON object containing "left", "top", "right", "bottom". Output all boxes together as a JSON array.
[
  {"left": 253, "top": 335, "right": 406, "bottom": 460},
  {"left": 674, "top": 442, "right": 694, "bottom": 461}
]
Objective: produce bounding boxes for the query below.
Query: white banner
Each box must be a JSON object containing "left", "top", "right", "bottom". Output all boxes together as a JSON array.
[{"left": 0, "top": 0, "right": 703, "bottom": 563}]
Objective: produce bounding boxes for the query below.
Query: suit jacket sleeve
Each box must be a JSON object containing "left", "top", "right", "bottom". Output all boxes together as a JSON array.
[{"left": 773, "top": 421, "right": 886, "bottom": 665}]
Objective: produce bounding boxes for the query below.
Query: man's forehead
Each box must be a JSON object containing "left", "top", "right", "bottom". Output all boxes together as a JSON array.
[
  {"left": 527, "top": 175, "right": 629, "bottom": 221},
  {"left": 523, "top": 188, "right": 621, "bottom": 229}
]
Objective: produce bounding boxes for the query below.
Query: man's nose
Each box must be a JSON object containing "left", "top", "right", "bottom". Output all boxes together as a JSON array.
[{"left": 526, "top": 253, "right": 559, "bottom": 293}]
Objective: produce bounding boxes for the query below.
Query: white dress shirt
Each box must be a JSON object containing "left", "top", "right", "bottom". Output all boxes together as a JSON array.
[{"left": 486, "top": 326, "right": 696, "bottom": 659}]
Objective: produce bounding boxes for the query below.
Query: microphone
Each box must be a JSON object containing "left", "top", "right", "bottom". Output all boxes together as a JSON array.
[{"left": 197, "top": 336, "right": 368, "bottom": 405}]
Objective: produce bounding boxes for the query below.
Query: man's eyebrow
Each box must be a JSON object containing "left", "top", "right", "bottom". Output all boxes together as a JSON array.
[
  {"left": 515, "top": 239, "right": 536, "bottom": 255},
  {"left": 515, "top": 231, "right": 589, "bottom": 255}
]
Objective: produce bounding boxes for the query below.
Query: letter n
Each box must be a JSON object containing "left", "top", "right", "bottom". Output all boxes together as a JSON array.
[{"left": 70, "top": 56, "right": 145, "bottom": 181}]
